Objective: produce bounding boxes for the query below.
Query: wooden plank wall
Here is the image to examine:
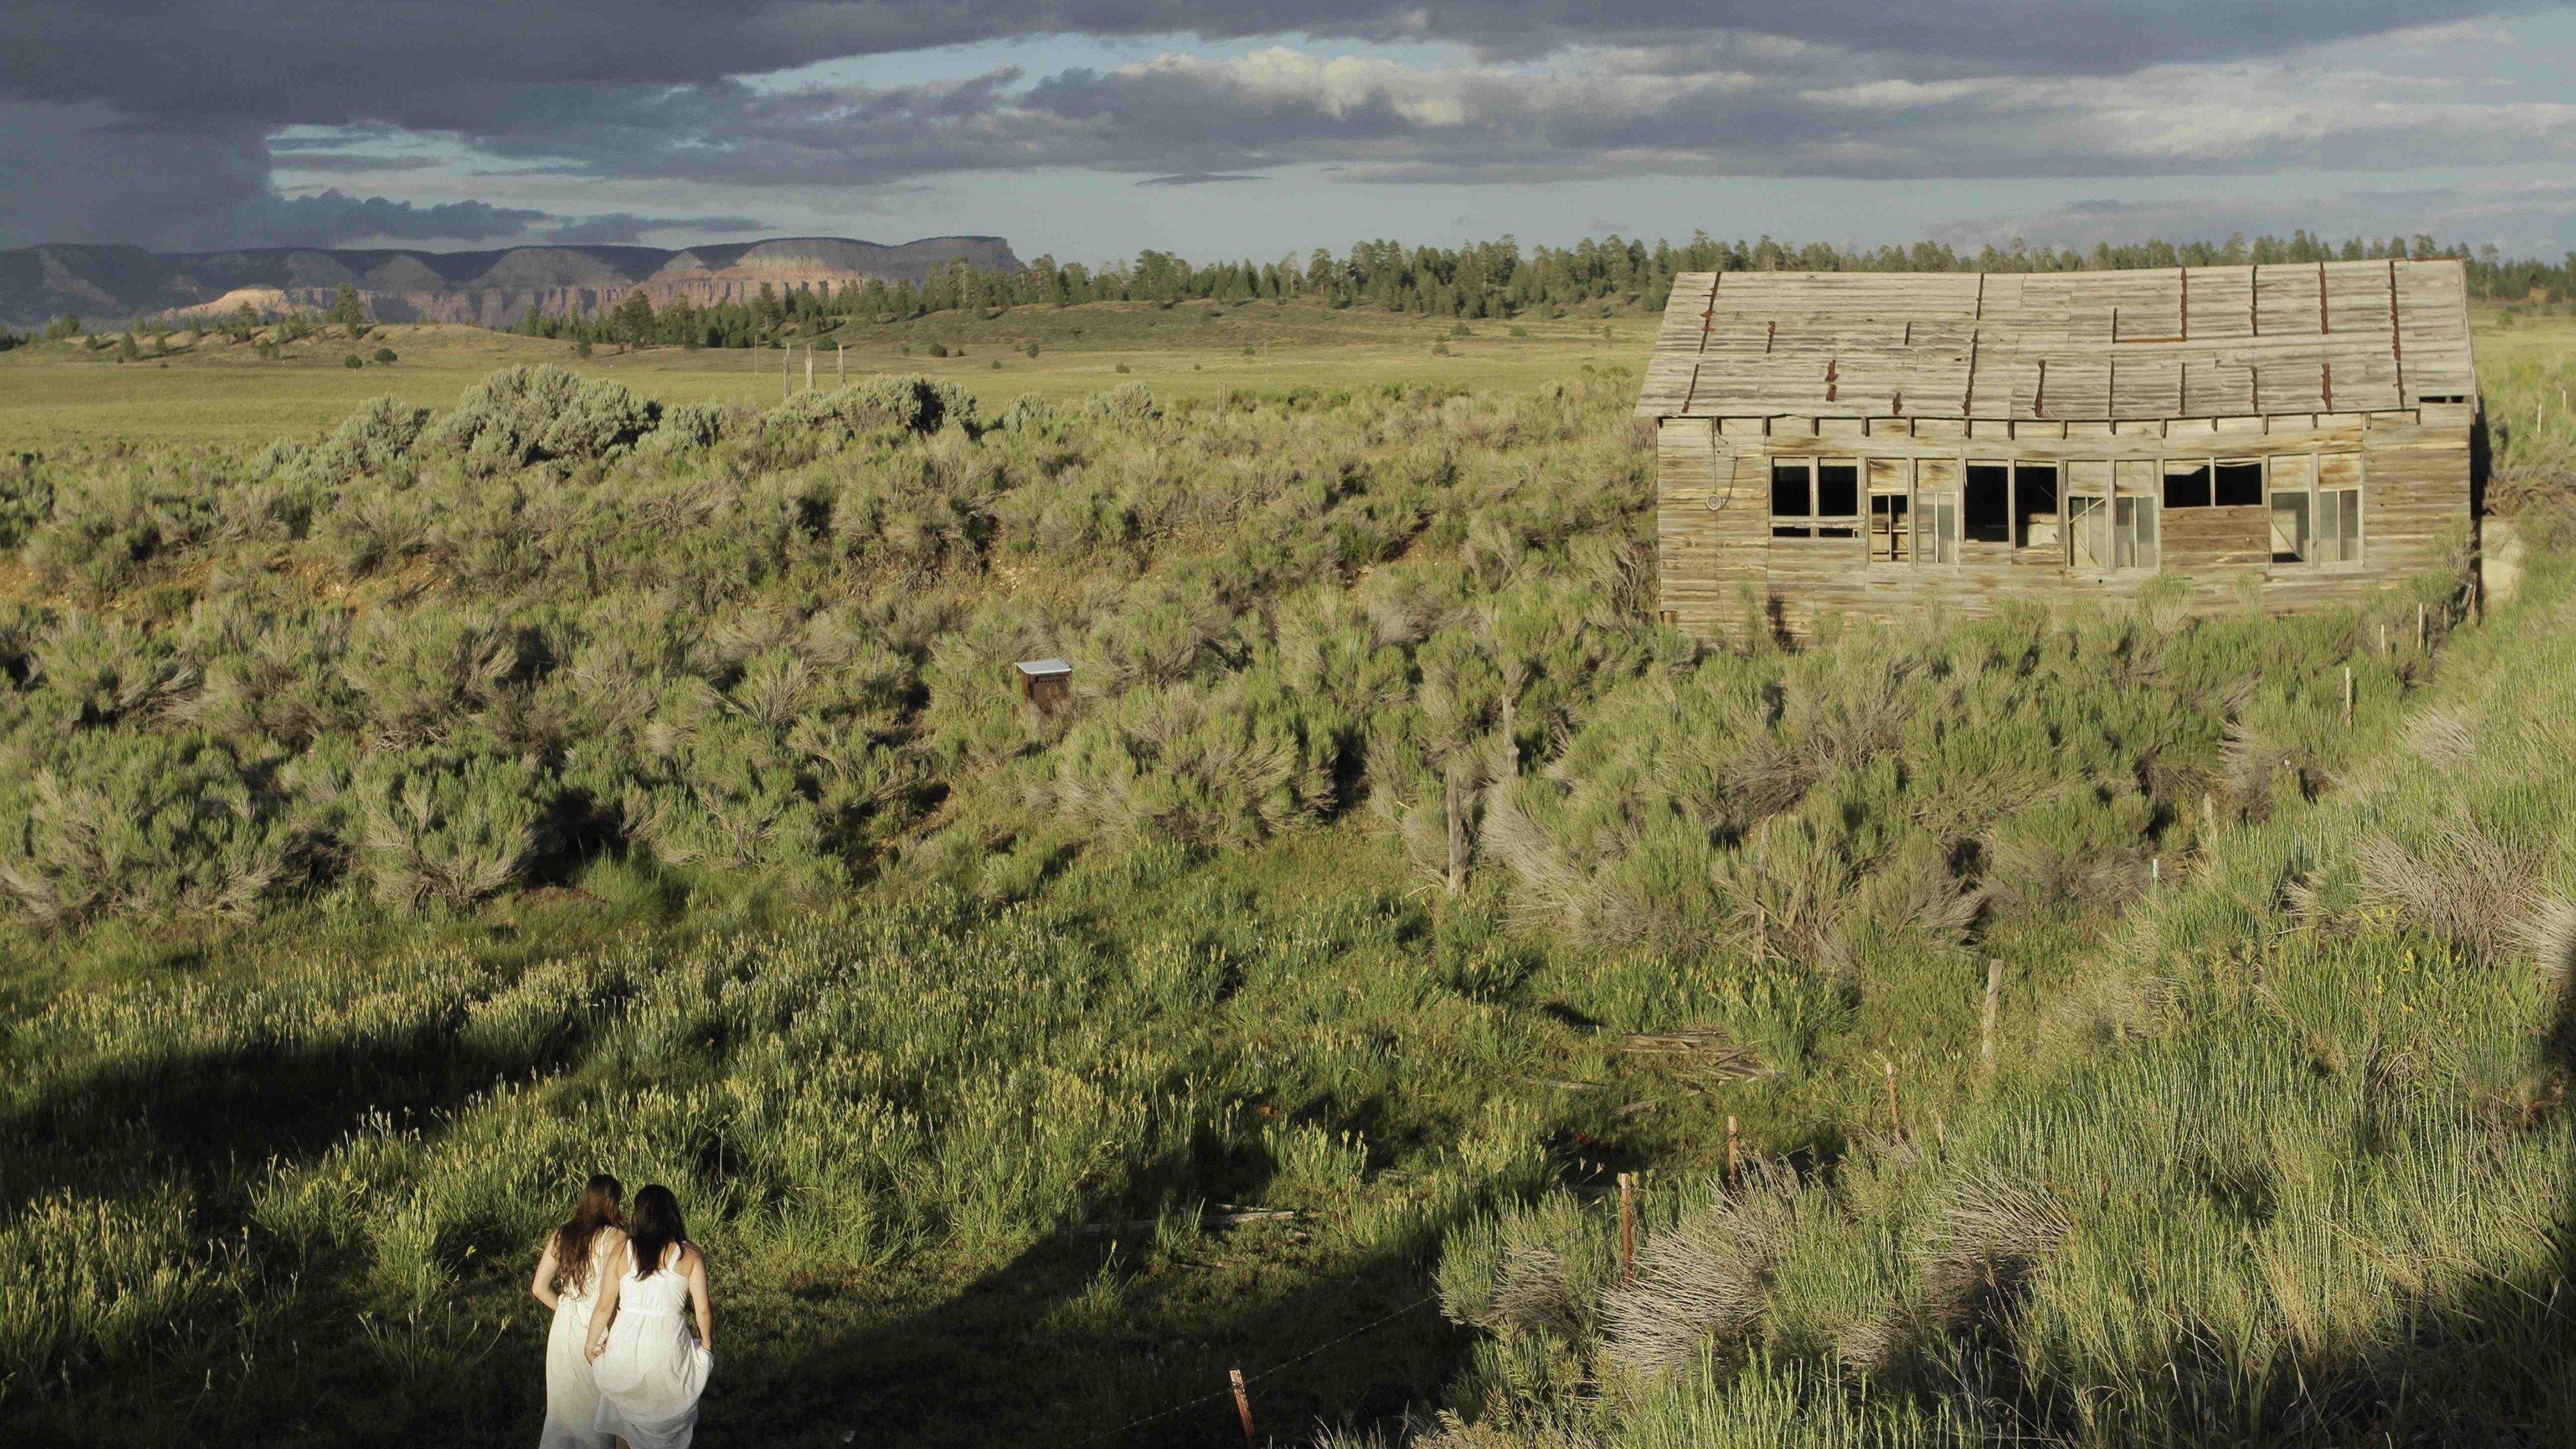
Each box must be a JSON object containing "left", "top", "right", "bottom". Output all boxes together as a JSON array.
[{"left": 1656, "top": 411, "right": 2473, "bottom": 637}]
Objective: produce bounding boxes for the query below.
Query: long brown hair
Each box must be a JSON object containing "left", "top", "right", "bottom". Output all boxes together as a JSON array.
[
  {"left": 551, "top": 1173, "right": 625, "bottom": 1293},
  {"left": 626, "top": 1183, "right": 687, "bottom": 1279}
]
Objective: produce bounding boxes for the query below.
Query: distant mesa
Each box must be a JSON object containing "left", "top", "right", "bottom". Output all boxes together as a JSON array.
[{"left": 0, "top": 235, "right": 1021, "bottom": 328}]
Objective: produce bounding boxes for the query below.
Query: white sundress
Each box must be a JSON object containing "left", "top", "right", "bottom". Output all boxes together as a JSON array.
[
  {"left": 539, "top": 1233, "right": 621, "bottom": 1449},
  {"left": 592, "top": 1243, "right": 712, "bottom": 1449}
]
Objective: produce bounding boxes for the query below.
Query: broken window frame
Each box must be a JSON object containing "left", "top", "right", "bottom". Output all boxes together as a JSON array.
[
  {"left": 2269, "top": 451, "right": 2365, "bottom": 569},
  {"left": 2161, "top": 458, "right": 2214, "bottom": 509},
  {"left": 1866, "top": 458, "right": 1912, "bottom": 564},
  {"left": 2015, "top": 462, "right": 2061, "bottom": 549},
  {"left": 1915, "top": 458, "right": 1962, "bottom": 566},
  {"left": 2067, "top": 459, "right": 2159, "bottom": 574},
  {"left": 2112, "top": 458, "right": 2161, "bottom": 572},
  {"left": 2065, "top": 460, "right": 2112, "bottom": 573},
  {"left": 1768, "top": 454, "right": 1862, "bottom": 541},
  {"left": 2213, "top": 458, "right": 2265, "bottom": 508}
]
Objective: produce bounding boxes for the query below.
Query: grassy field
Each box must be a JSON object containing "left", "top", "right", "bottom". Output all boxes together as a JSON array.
[
  {"left": 0, "top": 300, "right": 1644, "bottom": 451},
  {"left": 0, "top": 305, "right": 2569, "bottom": 1448}
]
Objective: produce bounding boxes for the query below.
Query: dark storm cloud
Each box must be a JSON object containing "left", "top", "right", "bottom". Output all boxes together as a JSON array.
[
  {"left": 256, "top": 189, "right": 553, "bottom": 243},
  {"left": 3, "top": 1, "right": 2565, "bottom": 249},
  {"left": 362, "top": 44, "right": 2576, "bottom": 195},
  {"left": 3, "top": 103, "right": 546, "bottom": 248},
  {"left": 0, "top": 0, "right": 2544, "bottom": 136}
]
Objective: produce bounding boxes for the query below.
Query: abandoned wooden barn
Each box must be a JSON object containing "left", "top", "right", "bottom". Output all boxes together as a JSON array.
[{"left": 1636, "top": 260, "right": 2481, "bottom": 636}]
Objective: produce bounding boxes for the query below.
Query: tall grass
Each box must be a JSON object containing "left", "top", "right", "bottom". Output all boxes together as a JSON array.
[
  {"left": 0, "top": 358, "right": 2530, "bottom": 1445},
  {"left": 1430, "top": 531, "right": 2576, "bottom": 1447}
]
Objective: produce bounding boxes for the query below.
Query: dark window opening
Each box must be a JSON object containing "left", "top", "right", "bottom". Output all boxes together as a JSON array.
[
  {"left": 1771, "top": 460, "right": 1811, "bottom": 517},
  {"left": 1816, "top": 462, "right": 1860, "bottom": 518},
  {"left": 1817, "top": 525, "right": 1858, "bottom": 539},
  {"left": 2214, "top": 460, "right": 2263, "bottom": 507},
  {"left": 1964, "top": 464, "right": 2010, "bottom": 542},
  {"left": 2419, "top": 392, "right": 2465, "bottom": 404},
  {"left": 2162, "top": 462, "right": 2212, "bottom": 508},
  {"left": 2015, "top": 464, "right": 2059, "bottom": 548}
]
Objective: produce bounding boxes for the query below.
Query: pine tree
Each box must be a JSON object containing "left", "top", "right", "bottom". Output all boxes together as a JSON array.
[{"left": 326, "top": 283, "right": 372, "bottom": 339}]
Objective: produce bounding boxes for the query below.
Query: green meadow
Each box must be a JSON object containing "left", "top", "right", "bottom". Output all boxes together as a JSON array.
[
  {"left": 0, "top": 300, "right": 2572, "bottom": 1448},
  {"left": 0, "top": 301, "right": 1643, "bottom": 452}
]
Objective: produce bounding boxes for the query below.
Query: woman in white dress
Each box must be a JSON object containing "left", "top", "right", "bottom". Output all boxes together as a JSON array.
[
  {"left": 530, "top": 1174, "right": 627, "bottom": 1449},
  {"left": 584, "top": 1183, "right": 713, "bottom": 1449}
]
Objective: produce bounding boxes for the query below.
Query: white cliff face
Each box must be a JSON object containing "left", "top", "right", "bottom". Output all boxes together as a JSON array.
[{"left": 0, "top": 235, "right": 1022, "bottom": 328}]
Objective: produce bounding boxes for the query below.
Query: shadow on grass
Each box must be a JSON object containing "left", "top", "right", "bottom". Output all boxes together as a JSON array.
[
  {"left": 716, "top": 1222, "right": 1468, "bottom": 1449},
  {"left": 1, "top": 1006, "right": 1478, "bottom": 1449},
  {"left": 0, "top": 1012, "right": 599, "bottom": 1212}
]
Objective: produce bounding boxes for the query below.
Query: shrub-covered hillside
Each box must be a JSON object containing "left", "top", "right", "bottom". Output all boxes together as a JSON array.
[
  {"left": 0, "top": 364, "right": 1659, "bottom": 927},
  {"left": 0, "top": 362, "right": 2533, "bottom": 1447},
  {"left": 1428, "top": 523, "right": 2576, "bottom": 1449}
]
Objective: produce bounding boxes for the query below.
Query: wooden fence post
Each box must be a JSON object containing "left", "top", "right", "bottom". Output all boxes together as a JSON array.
[
  {"left": 2418, "top": 600, "right": 2427, "bottom": 649},
  {"left": 1979, "top": 959, "right": 2002, "bottom": 1078},
  {"left": 2342, "top": 665, "right": 2353, "bottom": 727},
  {"left": 1725, "top": 1115, "right": 1741, "bottom": 1189},
  {"left": 1230, "top": 1368, "right": 1257, "bottom": 1449},
  {"left": 1617, "top": 1173, "right": 1635, "bottom": 1285},
  {"left": 1884, "top": 1060, "right": 1903, "bottom": 1140}
]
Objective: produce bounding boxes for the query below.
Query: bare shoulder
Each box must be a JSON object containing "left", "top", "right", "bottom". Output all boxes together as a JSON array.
[{"left": 682, "top": 1241, "right": 708, "bottom": 1273}]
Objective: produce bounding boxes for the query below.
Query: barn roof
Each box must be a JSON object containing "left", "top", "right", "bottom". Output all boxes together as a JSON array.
[{"left": 1634, "top": 260, "right": 2475, "bottom": 423}]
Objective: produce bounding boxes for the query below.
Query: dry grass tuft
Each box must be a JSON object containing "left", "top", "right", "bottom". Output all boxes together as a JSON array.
[{"left": 1597, "top": 1163, "right": 1805, "bottom": 1381}]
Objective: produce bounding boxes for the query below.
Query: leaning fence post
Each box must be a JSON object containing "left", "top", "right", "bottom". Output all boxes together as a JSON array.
[
  {"left": 1617, "top": 1173, "right": 1635, "bottom": 1285},
  {"left": 1979, "top": 959, "right": 2002, "bottom": 1078},
  {"left": 1229, "top": 1368, "right": 1257, "bottom": 1449},
  {"left": 2342, "top": 665, "right": 2353, "bottom": 727},
  {"left": 2418, "top": 600, "right": 2427, "bottom": 649},
  {"left": 1884, "top": 1060, "right": 1904, "bottom": 1140},
  {"left": 1725, "top": 1115, "right": 1741, "bottom": 1189}
]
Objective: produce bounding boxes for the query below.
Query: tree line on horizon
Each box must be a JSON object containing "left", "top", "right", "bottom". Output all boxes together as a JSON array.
[
  {"left": 17, "top": 229, "right": 2576, "bottom": 355},
  {"left": 492, "top": 229, "right": 2576, "bottom": 352}
]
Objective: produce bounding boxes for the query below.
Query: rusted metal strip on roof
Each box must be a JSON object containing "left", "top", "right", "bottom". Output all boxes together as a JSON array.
[
  {"left": 2180, "top": 266, "right": 2189, "bottom": 341},
  {"left": 2318, "top": 262, "right": 2330, "bottom": 335},
  {"left": 1697, "top": 272, "right": 1721, "bottom": 354},
  {"left": 2033, "top": 358, "right": 2047, "bottom": 418},
  {"left": 2386, "top": 259, "right": 2402, "bottom": 362},
  {"left": 1825, "top": 358, "right": 1838, "bottom": 405},
  {"left": 1681, "top": 360, "right": 1702, "bottom": 414}
]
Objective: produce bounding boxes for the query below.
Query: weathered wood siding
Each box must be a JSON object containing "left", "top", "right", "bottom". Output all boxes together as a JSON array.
[
  {"left": 1639, "top": 262, "right": 2477, "bottom": 639},
  {"left": 1654, "top": 412, "right": 2473, "bottom": 637}
]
